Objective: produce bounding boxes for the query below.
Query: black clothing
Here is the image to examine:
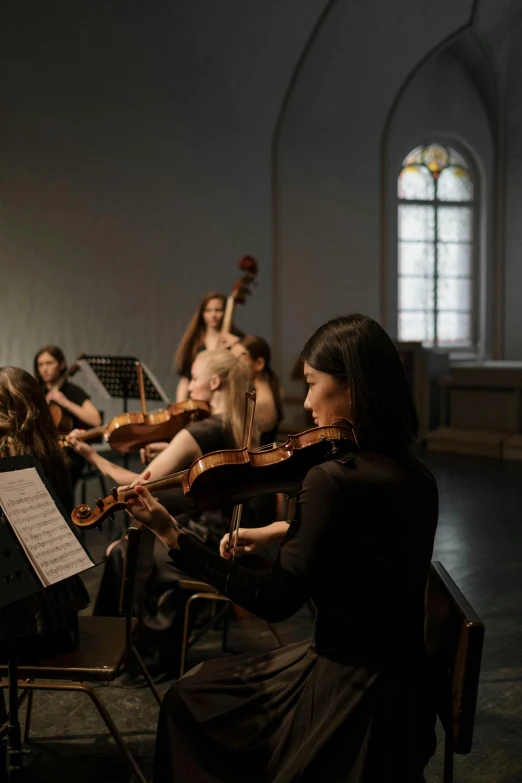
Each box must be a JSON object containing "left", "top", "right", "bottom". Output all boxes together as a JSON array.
[
  {"left": 154, "top": 451, "right": 438, "bottom": 782},
  {"left": 93, "top": 415, "right": 236, "bottom": 665},
  {"left": 59, "top": 381, "right": 92, "bottom": 486},
  {"left": 59, "top": 381, "right": 90, "bottom": 430}
]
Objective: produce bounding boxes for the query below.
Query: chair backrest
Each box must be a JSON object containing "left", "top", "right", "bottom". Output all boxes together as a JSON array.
[
  {"left": 118, "top": 522, "right": 155, "bottom": 618},
  {"left": 425, "top": 561, "right": 485, "bottom": 754}
]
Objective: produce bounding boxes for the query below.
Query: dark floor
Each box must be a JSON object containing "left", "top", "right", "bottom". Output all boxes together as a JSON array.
[{"left": 8, "top": 450, "right": 522, "bottom": 782}]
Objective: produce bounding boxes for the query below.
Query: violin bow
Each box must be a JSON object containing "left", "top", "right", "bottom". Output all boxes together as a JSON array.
[{"left": 228, "top": 390, "right": 256, "bottom": 560}]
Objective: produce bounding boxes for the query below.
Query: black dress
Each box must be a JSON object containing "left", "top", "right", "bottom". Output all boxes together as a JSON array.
[
  {"left": 154, "top": 449, "right": 439, "bottom": 782},
  {"left": 59, "top": 381, "right": 93, "bottom": 487}
]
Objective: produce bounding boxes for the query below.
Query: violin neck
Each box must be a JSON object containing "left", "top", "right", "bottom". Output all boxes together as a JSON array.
[
  {"left": 120, "top": 470, "right": 187, "bottom": 500},
  {"left": 76, "top": 425, "right": 107, "bottom": 442},
  {"left": 221, "top": 295, "right": 235, "bottom": 335}
]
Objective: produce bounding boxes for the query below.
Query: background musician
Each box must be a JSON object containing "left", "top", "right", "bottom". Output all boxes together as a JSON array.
[
  {"left": 0, "top": 367, "right": 89, "bottom": 661},
  {"left": 69, "top": 350, "right": 251, "bottom": 488},
  {"left": 231, "top": 335, "right": 283, "bottom": 445},
  {"left": 174, "top": 292, "right": 242, "bottom": 402},
  {"left": 34, "top": 345, "right": 102, "bottom": 486},
  {"left": 126, "top": 314, "right": 439, "bottom": 782}
]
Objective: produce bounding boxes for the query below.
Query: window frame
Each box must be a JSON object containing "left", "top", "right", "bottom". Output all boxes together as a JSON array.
[{"left": 396, "top": 142, "right": 480, "bottom": 354}]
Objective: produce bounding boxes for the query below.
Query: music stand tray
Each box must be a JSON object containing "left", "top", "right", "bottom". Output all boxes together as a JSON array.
[{"left": 76, "top": 355, "right": 168, "bottom": 411}]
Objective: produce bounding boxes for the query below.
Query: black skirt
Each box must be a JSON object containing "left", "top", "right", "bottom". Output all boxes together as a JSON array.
[{"left": 153, "top": 638, "right": 435, "bottom": 782}]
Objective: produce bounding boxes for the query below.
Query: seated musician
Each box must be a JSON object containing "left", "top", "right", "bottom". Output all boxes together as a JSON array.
[
  {"left": 34, "top": 345, "right": 102, "bottom": 486},
  {"left": 69, "top": 350, "right": 251, "bottom": 673},
  {"left": 126, "top": 314, "right": 438, "bottom": 782},
  {"left": 143, "top": 333, "right": 283, "bottom": 465},
  {"left": 231, "top": 335, "right": 284, "bottom": 445},
  {"left": 0, "top": 368, "right": 89, "bottom": 662},
  {"left": 174, "top": 292, "right": 242, "bottom": 402}
]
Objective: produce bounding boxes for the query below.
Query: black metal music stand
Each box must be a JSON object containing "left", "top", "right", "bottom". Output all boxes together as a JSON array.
[
  {"left": 0, "top": 456, "right": 94, "bottom": 782},
  {"left": 75, "top": 355, "right": 168, "bottom": 414}
]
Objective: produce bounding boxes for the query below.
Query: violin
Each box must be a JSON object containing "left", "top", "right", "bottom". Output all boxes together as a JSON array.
[
  {"left": 71, "top": 420, "right": 358, "bottom": 529},
  {"left": 49, "top": 402, "right": 74, "bottom": 436},
  {"left": 221, "top": 256, "right": 258, "bottom": 341},
  {"left": 60, "top": 398, "right": 211, "bottom": 453},
  {"left": 48, "top": 358, "right": 83, "bottom": 435}
]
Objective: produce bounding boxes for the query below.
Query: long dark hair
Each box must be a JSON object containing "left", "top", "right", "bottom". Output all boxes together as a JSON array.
[
  {"left": 301, "top": 314, "right": 418, "bottom": 453},
  {"left": 0, "top": 367, "right": 69, "bottom": 479},
  {"left": 240, "top": 336, "right": 284, "bottom": 423},
  {"left": 174, "top": 293, "right": 227, "bottom": 377},
  {"left": 34, "top": 345, "right": 68, "bottom": 389}
]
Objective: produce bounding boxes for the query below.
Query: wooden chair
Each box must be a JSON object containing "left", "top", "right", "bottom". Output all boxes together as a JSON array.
[
  {"left": 0, "top": 524, "right": 161, "bottom": 783},
  {"left": 425, "top": 561, "right": 485, "bottom": 782}
]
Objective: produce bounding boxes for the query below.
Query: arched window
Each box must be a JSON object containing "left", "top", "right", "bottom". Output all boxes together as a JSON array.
[{"left": 397, "top": 143, "right": 475, "bottom": 347}]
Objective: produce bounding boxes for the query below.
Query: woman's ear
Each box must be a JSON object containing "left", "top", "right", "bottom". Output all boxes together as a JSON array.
[
  {"left": 254, "top": 357, "right": 265, "bottom": 373},
  {"left": 209, "top": 374, "right": 222, "bottom": 392}
]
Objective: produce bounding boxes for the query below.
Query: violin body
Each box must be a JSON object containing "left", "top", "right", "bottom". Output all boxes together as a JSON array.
[
  {"left": 49, "top": 402, "right": 74, "bottom": 436},
  {"left": 60, "top": 399, "right": 211, "bottom": 453},
  {"left": 72, "top": 421, "right": 357, "bottom": 529}
]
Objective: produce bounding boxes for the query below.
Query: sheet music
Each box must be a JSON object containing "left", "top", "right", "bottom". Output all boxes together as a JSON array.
[{"left": 0, "top": 468, "right": 93, "bottom": 586}]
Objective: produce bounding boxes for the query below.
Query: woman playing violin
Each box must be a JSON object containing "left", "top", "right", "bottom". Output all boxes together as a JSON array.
[
  {"left": 174, "top": 292, "right": 242, "bottom": 402},
  {"left": 35, "top": 345, "right": 102, "bottom": 486},
  {"left": 72, "top": 351, "right": 251, "bottom": 655},
  {"left": 69, "top": 350, "right": 251, "bottom": 489},
  {"left": 127, "top": 314, "right": 438, "bottom": 783},
  {"left": 0, "top": 367, "right": 89, "bottom": 661}
]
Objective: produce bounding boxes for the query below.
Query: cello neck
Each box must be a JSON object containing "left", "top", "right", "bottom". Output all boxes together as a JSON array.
[{"left": 221, "top": 294, "right": 235, "bottom": 335}]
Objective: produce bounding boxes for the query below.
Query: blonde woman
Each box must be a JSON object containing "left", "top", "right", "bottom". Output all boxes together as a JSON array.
[
  {"left": 69, "top": 349, "right": 251, "bottom": 487},
  {"left": 73, "top": 351, "right": 252, "bottom": 661}
]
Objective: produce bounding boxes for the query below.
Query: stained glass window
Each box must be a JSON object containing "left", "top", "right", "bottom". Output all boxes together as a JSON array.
[{"left": 397, "top": 144, "right": 475, "bottom": 347}]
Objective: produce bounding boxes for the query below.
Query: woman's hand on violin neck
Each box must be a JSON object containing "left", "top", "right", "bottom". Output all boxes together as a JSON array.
[{"left": 124, "top": 472, "right": 182, "bottom": 550}]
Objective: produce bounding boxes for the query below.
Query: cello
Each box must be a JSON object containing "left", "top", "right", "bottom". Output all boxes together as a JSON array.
[{"left": 220, "top": 256, "right": 258, "bottom": 347}]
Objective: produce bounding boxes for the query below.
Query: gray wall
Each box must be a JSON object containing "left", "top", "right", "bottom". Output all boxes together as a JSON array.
[
  {"left": 274, "top": 0, "right": 475, "bottom": 397},
  {"left": 0, "top": 0, "right": 327, "bottom": 413},
  {"left": 2, "top": 0, "right": 522, "bottom": 415}
]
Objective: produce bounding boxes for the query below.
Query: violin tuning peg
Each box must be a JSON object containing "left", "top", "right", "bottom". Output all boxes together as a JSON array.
[
  {"left": 111, "top": 487, "right": 118, "bottom": 499},
  {"left": 95, "top": 497, "right": 104, "bottom": 510}
]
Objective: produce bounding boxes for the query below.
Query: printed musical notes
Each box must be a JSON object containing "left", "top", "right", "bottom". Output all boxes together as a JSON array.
[{"left": 0, "top": 468, "right": 93, "bottom": 586}]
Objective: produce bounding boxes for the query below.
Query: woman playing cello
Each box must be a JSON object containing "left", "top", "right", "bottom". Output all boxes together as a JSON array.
[
  {"left": 34, "top": 345, "right": 102, "bottom": 486},
  {"left": 174, "top": 292, "right": 242, "bottom": 402},
  {"left": 126, "top": 314, "right": 438, "bottom": 782}
]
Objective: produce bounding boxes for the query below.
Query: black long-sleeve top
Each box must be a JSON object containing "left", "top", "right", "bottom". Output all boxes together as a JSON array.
[{"left": 169, "top": 450, "right": 438, "bottom": 662}]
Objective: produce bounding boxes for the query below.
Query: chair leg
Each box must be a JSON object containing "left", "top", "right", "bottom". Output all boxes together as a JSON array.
[
  {"left": 130, "top": 645, "right": 162, "bottom": 706},
  {"left": 23, "top": 691, "right": 34, "bottom": 742},
  {"left": 443, "top": 735, "right": 454, "bottom": 783},
  {"left": 0, "top": 681, "right": 147, "bottom": 783},
  {"left": 180, "top": 594, "right": 229, "bottom": 677}
]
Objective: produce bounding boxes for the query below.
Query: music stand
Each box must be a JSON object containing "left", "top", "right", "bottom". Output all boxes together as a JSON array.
[
  {"left": 75, "top": 355, "right": 169, "bottom": 413},
  {"left": 0, "top": 456, "right": 95, "bottom": 782}
]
